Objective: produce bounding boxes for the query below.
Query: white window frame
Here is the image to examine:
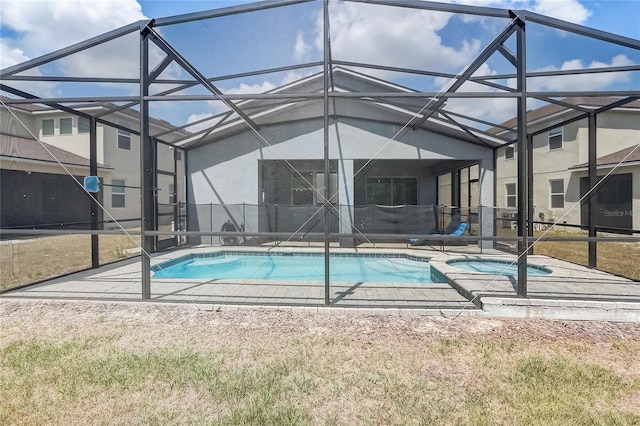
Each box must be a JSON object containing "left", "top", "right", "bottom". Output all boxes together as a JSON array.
[
  {"left": 59, "top": 117, "right": 73, "bottom": 135},
  {"left": 111, "top": 179, "right": 126, "bottom": 208},
  {"left": 42, "top": 119, "right": 55, "bottom": 136},
  {"left": 117, "top": 121, "right": 131, "bottom": 150},
  {"left": 505, "top": 183, "right": 517, "bottom": 208},
  {"left": 549, "top": 179, "right": 565, "bottom": 209},
  {"left": 548, "top": 126, "right": 563, "bottom": 151}
]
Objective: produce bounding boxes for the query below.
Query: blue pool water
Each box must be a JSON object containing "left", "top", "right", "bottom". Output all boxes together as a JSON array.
[
  {"left": 447, "top": 259, "right": 551, "bottom": 276},
  {"left": 153, "top": 252, "right": 439, "bottom": 283}
]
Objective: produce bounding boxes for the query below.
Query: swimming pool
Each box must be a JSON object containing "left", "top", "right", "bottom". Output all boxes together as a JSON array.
[
  {"left": 152, "top": 252, "right": 441, "bottom": 284},
  {"left": 446, "top": 259, "right": 551, "bottom": 276}
]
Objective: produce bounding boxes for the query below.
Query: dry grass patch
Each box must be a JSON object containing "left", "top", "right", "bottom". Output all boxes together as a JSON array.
[
  {"left": 0, "top": 233, "right": 140, "bottom": 291},
  {"left": 1, "top": 302, "right": 640, "bottom": 425},
  {"left": 497, "top": 228, "right": 640, "bottom": 281}
]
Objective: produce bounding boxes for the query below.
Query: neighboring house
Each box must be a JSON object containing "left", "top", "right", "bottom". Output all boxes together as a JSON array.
[
  {"left": 0, "top": 132, "right": 110, "bottom": 229},
  {"left": 494, "top": 98, "right": 640, "bottom": 231},
  {"left": 0, "top": 99, "right": 188, "bottom": 232},
  {"left": 182, "top": 68, "right": 502, "bottom": 246}
]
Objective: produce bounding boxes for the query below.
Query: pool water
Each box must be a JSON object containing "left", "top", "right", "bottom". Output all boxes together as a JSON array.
[
  {"left": 447, "top": 259, "right": 551, "bottom": 276},
  {"left": 153, "top": 252, "right": 439, "bottom": 283}
]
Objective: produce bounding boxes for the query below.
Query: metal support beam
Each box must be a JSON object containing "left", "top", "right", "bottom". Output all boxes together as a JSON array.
[
  {"left": 588, "top": 113, "right": 597, "bottom": 268},
  {"left": 411, "top": 17, "right": 521, "bottom": 129},
  {"left": 148, "top": 29, "right": 261, "bottom": 131},
  {"left": 515, "top": 18, "right": 528, "bottom": 297},
  {"left": 527, "top": 134, "right": 534, "bottom": 256},
  {"left": 140, "top": 26, "right": 153, "bottom": 301},
  {"left": 323, "top": 0, "right": 331, "bottom": 307},
  {"left": 0, "top": 21, "right": 142, "bottom": 79},
  {"left": 347, "top": 0, "right": 513, "bottom": 18},
  {"left": 522, "top": 10, "right": 640, "bottom": 50},
  {"left": 90, "top": 117, "right": 99, "bottom": 268},
  {"left": 154, "top": 0, "right": 314, "bottom": 26},
  {"left": 439, "top": 111, "right": 494, "bottom": 148},
  {"left": 497, "top": 43, "right": 517, "bottom": 67}
]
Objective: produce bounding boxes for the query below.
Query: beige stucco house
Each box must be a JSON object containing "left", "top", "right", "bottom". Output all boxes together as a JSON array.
[
  {"left": 1, "top": 100, "right": 187, "bottom": 231},
  {"left": 495, "top": 98, "right": 640, "bottom": 232}
]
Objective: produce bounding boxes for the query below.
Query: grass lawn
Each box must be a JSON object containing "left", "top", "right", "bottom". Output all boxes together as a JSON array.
[
  {"left": 497, "top": 228, "right": 640, "bottom": 281},
  {"left": 1, "top": 302, "right": 639, "bottom": 425},
  {"left": 0, "top": 233, "right": 140, "bottom": 291},
  {"left": 1, "top": 228, "right": 637, "bottom": 293}
]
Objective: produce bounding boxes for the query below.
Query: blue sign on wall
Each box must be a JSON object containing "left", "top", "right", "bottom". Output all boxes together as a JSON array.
[{"left": 83, "top": 176, "right": 100, "bottom": 193}]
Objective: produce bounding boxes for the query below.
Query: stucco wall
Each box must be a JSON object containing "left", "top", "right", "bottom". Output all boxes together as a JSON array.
[
  {"left": 187, "top": 117, "right": 495, "bottom": 238},
  {"left": 496, "top": 109, "right": 639, "bottom": 230}
]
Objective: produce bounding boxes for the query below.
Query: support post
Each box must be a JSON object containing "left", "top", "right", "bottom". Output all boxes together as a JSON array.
[
  {"left": 515, "top": 17, "right": 528, "bottom": 297},
  {"left": 588, "top": 113, "right": 597, "bottom": 268},
  {"left": 527, "top": 134, "right": 534, "bottom": 255},
  {"left": 451, "top": 169, "right": 461, "bottom": 221},
  {"left": 89, "top": 117, "right": 99, "bottom": 268},
  {"left": 323, "top": 0, "right": 331, "bottom": 306},
  {"left": 140, "top": 26, "right": 153, "bottom": 300}
]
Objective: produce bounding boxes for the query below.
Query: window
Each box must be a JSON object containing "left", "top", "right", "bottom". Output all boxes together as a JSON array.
[
  {"left": 315, "top": 172, "right": 338, "bottom": 204},
  {"left": 505, "top": 183, "right": 516, "bottom": 208},
  {"left": 366, "top": 177, "right": 418, "bottom": 205},
  {"left": 59, "top": 117, "right": 73, "bottom": 135},
  {"left": 292, "top": 172, "right": 338, "bottom": 205},
  {"left": 42, "top": 119, "right": 54, "bottom": 136},
  {"left": 548, "top": 127, "right": 563, "bottom": 150},
  {"left": 111, "top": 179, "right": 125, "bottom": 208},
  {"left": 292, "top": 172, "right": 314, "bottom": 205},
  {"left": 78, "top": 117, "right": 90, "bottom": 134},
  {"left": 505, "top": 145, "right": 515, "bottom": 159},
  {"left": 169, "top": 183, "right": 176, "bottom": 205},
  {"left": 550, "top": 179, "right": 565, "bottom": 209},
  {"left": 117, "top": 122, "right": 131, "bottom": 150}
]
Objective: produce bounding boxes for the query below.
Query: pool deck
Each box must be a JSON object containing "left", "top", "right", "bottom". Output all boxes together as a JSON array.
[{"left": 2, "top": 245, "right": 640, "bottom": 321}]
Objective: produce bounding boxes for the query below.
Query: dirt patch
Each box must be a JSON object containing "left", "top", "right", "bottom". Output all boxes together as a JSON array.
[{"left": 2, "top": 300, "right": 638, "bottom": 347}]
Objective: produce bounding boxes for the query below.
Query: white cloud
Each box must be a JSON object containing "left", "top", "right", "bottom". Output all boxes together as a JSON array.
[
  {"left": 0, "top": 39, "right": 58, "bottom": 97},
  {"left": 1, "top": 0, "right": 146, "bottom": 55},
  {"left": 518, "top": 54, "right": 634, "bottom": 91},
  {"left": 1, "top": 0, "right": 152, "bottom": 82},
  {"left": 0, "top": 39, "right": 31, "bottom": 70},
  {"left": 222, "top": 82, "right": 276, "bottom": 95},
  {"left": 436, "top": 63, "right": 518, "bottom": 126},
  {"left": 531, "top": 0, "right": 591, "bottom": 24},
  {"left": 315, "top": 2, "right": 482, "bottom": 76},
  {"left": 294, "top": 30, "right": 312, "bottom": 62}
]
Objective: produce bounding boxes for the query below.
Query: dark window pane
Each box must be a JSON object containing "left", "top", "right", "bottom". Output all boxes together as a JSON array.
[
  {"left": 60, "top": 118, "right": 72, "bottom": 134},
  {"left": 42, "top": 119, "right": 54, "bottom": 136}
]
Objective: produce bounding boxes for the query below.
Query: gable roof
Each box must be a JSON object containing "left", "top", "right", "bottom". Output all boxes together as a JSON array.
[
  {"left": 491, "top": 97, "right": 640, "bottom": 135},
  {"left": 570, "top": 145, "right": 640, "bottom": 170},
  {"left": 177, "top": 67, "right": 507, "bottom": 150},
  {"left": 0, "top": 133, "right": 110, "bottom": 169}
]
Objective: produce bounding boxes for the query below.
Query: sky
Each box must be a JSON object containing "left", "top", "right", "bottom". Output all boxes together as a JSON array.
[{"left": 1, "top": 0, "right": 638, "bottom": 129}]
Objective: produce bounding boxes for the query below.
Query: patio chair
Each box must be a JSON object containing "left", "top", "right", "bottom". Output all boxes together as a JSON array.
[{"left": 409, "top": 222, "right": 468, "bottom": 246}]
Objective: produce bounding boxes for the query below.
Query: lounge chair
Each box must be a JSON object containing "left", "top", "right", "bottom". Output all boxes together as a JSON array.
[{"left": 409, "top": 222, "right": 468, "bottom": 246}]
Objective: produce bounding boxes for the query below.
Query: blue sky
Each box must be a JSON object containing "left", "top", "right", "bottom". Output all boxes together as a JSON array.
[{"left": 1, "top": 0, "right": 638, "bottom": 127}]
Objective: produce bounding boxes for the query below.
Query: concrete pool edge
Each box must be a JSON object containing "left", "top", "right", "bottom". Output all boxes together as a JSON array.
[{"left": 3, "top": 247, "right": 640, "bottom": 322}]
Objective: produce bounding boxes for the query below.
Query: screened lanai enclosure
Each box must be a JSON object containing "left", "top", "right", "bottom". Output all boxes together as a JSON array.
[{"left": 1, "top": 0, "right": 639, "bottom": 307}]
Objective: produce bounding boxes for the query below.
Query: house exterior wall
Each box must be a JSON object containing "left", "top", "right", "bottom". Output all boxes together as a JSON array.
[
  {"left": 2, "top": 107, "right": 186, "bottom": 231},
  {"left": 496, "top": 108, "right": 640, "bottom": 230},
  {"left": 187, "top": 117, "right": 495, "bottom": 238},
  {"left": 1, "top": 107, "right": 37, "bottom": 139}
]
